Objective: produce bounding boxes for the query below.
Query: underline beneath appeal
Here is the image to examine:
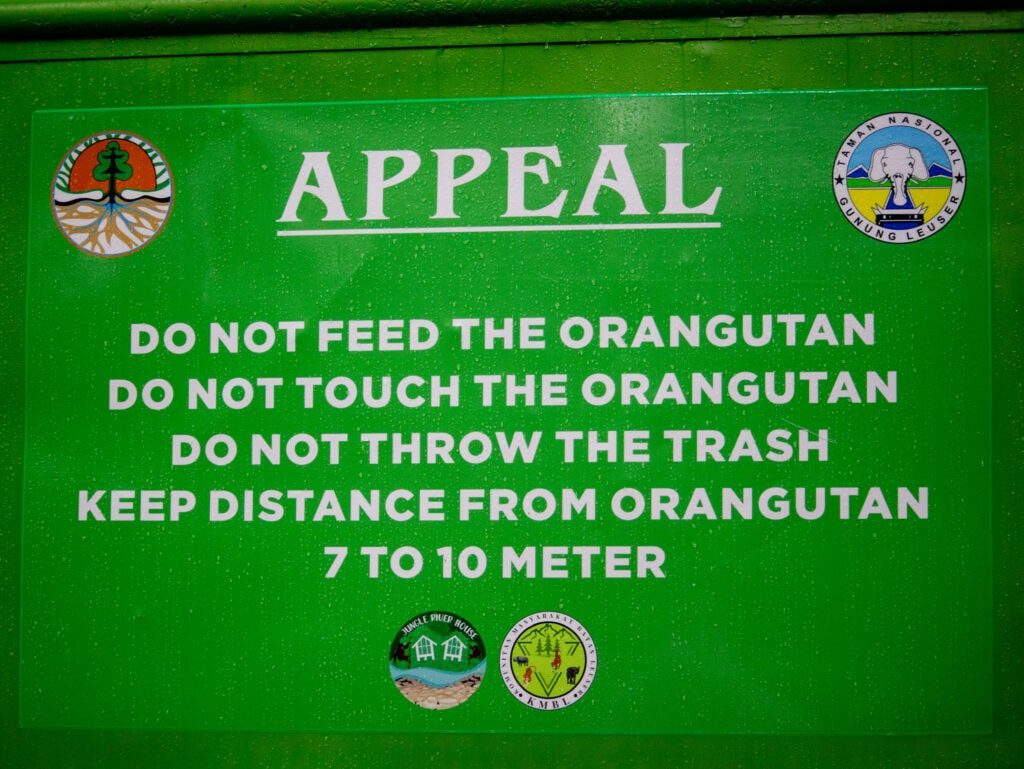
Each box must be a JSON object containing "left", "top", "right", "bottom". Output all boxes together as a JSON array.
[{"left": 277, "top": 222, "right": 722, "bottom": 236}]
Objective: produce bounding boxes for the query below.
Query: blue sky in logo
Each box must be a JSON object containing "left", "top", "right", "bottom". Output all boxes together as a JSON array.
[{"left": 848, "top": 125, "right": 952, "bottom": 171}]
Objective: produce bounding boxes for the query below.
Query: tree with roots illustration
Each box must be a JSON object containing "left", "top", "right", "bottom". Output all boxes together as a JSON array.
[
  {"left": 93, "top": 141, "right": 133, "bottom": 208},
  {"left": 54, "top": 135, "right": 171, "bottom": 256}
]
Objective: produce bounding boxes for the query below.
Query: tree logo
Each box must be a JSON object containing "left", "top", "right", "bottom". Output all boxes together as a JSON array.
[
  {"left": 52, "top": 132, "right": 173, "bottom": 257},
  {"left": 833, "top": 112, "right": 966, "bottom": 244},
  {"left": 389, "top": 611, "right": 486, "bottom": 710},
  {"left": 500, "top": 612, "right": 596, "bottom": 710}
]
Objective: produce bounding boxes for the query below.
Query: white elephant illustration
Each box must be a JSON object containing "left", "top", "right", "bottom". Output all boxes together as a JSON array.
[{"left": 868, "top": 143, "right": 929, "bottom": 224}]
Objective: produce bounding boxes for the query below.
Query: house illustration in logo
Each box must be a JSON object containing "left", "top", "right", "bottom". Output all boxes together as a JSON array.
[
  {"left": 411, "top": 634, "right": 468, "bottom": 663},
  {"left": 411, "top": 634, "right": 467, "bottom": 663},
  {"left": 413, "top": 636, "right": 437, "bottom": 662},
  {"left": 442, "top": 635, "right": 466, "bottom": 662}
]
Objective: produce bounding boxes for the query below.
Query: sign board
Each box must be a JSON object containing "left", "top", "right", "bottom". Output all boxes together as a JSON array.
[{"left": 22, "top": 91, "right": 991, "bottom": 733}]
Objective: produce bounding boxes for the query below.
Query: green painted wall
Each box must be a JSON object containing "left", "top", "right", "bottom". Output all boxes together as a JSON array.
[{"left": 2, "top": 3, "right": 1021, "bottom": 767}]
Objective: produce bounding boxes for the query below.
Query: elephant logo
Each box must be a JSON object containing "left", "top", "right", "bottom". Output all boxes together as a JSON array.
[
  {"left": 868, "top": 143, "right": 928, "bottom": 225},
  {"left": 833, "top": 112, "right": 966, "bottom": 243},
  {"left": 499, "top": 612, "right": 597, "bottom": 711}
]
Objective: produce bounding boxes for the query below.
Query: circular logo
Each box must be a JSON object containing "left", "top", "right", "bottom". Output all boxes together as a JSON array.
[
  {"left": 389, "top": 611, "right": 486, "bottom": 710},
  {"left": 500, "top": 612, "right": 596, "bottom": 710},
  {"left": 52, "top": 131, "right": 173, "bottom": 257},
  {"left": 833, "top": 112, "right": 965, "bottom": 243}
]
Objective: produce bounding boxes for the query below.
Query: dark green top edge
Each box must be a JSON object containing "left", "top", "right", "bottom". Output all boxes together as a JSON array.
[
  {"left": 27, "top": 85, "right": 990, "bottom": 116},
  {"left": 0, "top": 0, "right": 1021, "bottom": 41}
]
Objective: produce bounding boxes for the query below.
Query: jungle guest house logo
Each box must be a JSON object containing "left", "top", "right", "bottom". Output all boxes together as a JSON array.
[
  {"left": 833, "top": 112, "right": 965, "bottom": 243},
  {"left": 389, "top": 611, "right": 486, "bottom": 710},
  {"left": 52, "top": 132, "right": 172, "bottom": 256}
]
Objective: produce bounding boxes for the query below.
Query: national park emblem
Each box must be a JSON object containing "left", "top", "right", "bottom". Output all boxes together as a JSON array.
[{"left": 833, "top": 112, "right": 965, "bottom": 243}]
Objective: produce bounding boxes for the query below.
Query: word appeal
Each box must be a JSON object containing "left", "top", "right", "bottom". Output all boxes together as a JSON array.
[{"left": 275, "top": 143, "right": 722, "bottom": 230}]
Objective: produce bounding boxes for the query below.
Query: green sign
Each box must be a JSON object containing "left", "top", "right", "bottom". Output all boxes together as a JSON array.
[{"left": 22, "top": 91, "right": 991, "bottom": 733}]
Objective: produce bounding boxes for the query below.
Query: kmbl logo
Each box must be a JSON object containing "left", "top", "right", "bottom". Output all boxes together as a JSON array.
[
  {"left": 500, "top": 612, "right": 597, "bottom": 710},
  {"left": 275, "top": 144, "right": 723, "bottom": 236}
]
